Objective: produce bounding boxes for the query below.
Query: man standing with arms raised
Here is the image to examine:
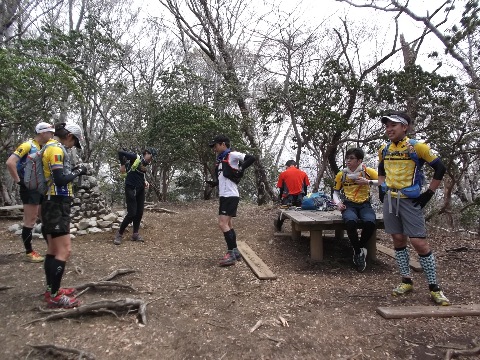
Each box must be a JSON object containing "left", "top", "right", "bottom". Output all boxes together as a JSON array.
[{"left": 207, "top": 135, "right": 256, "bottom": 266}]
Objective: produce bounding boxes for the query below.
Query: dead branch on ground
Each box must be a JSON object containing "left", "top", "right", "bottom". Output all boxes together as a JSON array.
[
  {"left": 445, "top": 246, "right": 480, "bottom": 252},
  {"left": 444, "top": 341, "right": 480, "bottom": 359},
  {"left": 0, "top": 285, "right": 14, "bottom": 291},
  {"left": 25, "top": 298, "right": 148, "bottom": 325},
  {"left": 75, "top": 268, "right": 136, "bottom": 297},
  {"left": 144, "top": 205, "right": 179, "bottom": 214},
  {"left": 100, "top": 268, "right": 136, "bottom": 281},
  {"left": 75, "top": 281, "right": 137, "bottom": 292},
  {"left": 2, "top": 251, "right": 23, "bottom": 256},
  {"left": 261, "top": 333, "right": 284, "bottom": 347},
  {"left": 28, "top": 343, "right": 95, "bottom": 359}
]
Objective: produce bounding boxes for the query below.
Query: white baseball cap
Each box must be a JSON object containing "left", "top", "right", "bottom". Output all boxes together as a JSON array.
[
  {"left": 35, "top": 122, "right": 55, "bottom": 134},
  {"left": 64, "top": 123, "right": 84, "bottom": 149}
]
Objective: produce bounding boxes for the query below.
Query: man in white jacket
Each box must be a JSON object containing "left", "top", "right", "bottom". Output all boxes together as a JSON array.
[{"left": 207, "top": 135, "right": 256, "bottom": 266}]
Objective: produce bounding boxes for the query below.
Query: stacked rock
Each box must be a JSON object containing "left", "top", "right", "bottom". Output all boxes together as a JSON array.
[{"left": 7, "top": 170, "right": 128, "bottom": 239}]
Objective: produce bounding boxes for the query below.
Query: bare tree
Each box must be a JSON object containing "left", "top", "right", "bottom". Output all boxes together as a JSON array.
[
  {"left": 335, "top": 0, "right": 480, "bottom": 87},
  {"left": 158, "top": 0, "right": 276, "bottom": 204}
]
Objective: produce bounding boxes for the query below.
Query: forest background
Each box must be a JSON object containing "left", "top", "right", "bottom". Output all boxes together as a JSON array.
[{"left": 1, "top": 0, "right": 479, "bottom": 232}]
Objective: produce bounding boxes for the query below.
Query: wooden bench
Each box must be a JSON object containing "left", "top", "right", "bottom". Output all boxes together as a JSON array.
[
  {"left": 0, "top": 205, "right": 24, "bottom": 218},
  {"left": 278, "top": 209, "right": 384, "bottom": 261}
]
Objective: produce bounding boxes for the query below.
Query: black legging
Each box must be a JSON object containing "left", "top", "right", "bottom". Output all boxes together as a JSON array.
[{"left": 119, "top": 185, "right": 145, "bottom": 234}]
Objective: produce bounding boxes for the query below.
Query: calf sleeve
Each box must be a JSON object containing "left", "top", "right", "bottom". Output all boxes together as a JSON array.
[
  {"left": 395, "top": 246, "right": 411, "bottom": 278},
  {"left": 21, "top": 226, "right": 33, "bottom": 253},
  {"left": 223, "top": 229, "right": 236, "bottom": 250},
  {"left": 419, "top": 252, "right": 438, "bottom": 287},
  {"left": 50, "top": 258, "right": 66, "bottom": 295},
  {"left": 44, "top": 254, "right": 55, "bottom": 291}
]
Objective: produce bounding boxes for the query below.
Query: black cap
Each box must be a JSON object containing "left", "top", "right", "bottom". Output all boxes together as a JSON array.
[
  {"left": 144, "top": 148, "right": 157, "bottom": 157},
  {"left": 208, "top": 135, "right": 229, "bottom": 147}
]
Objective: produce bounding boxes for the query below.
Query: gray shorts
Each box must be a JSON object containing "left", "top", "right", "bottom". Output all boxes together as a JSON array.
[{"left": 383, "top": 197, "right": 426, "bottom": 238}]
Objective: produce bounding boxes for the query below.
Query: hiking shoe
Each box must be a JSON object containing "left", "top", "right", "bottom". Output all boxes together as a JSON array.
[
  {"left": 392, "top": 282, "right": 413, "bottom": 296},
  {"left": 25, "top": 250, "right": 44, "bottom": 263},
  {"left": 430, "top": 290, "right": 450, "bottom": 306},
  {"left": 113, "top": 232, "right": 122, "bottom": 245},
  {"left": 44, "top": 287, "right": 77, "bottom": 302},
  {"left": 131, "top": 233, "right": 144, "bottom": 242},
  {"left": 219, "top": 251, "right": 236, "bottom": 267},
  {"left": 47, "top": 294, "right": 80, "bottom": 309},
  {"left": 355, "top": 248, "right": 367, "bottom": 272},
  {"left": 233, "top": 248, "right": 242, "bottom": 261}
]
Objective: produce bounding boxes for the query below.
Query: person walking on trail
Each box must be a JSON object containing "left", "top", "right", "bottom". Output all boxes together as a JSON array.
[
  {"left": 332, "top": 148, "right": 378, "bottom": 272},
  {"left": 206, "top": 135, "right": 256, "bottom": 267},
  {"left": 378, "top": 110, "right": 449, "bottom": 306},
  {"left": 42, "top": 122, "right": 87, "bottom": 308},
  {"left": 274, "top": 160, "right": 310, "bottom": 231},
  {"left": 114, "top": 148, "right": 156, "bottom": 245},
  {"left": 5, "top": 122, "right": 56, "bottom": 263}
]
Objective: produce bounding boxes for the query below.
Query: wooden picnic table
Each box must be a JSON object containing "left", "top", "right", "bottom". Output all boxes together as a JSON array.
[{"left": 278, "top": 209, "right": 384, "bottom": 262}]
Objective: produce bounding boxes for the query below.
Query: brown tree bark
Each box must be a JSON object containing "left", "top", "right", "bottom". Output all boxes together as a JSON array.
[{"left": 160, "top": 0, "right": 275, "bottom": 204}]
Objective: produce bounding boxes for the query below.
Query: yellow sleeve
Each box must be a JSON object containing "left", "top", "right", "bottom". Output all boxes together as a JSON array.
[
  {"left": 378, "top": 144, "right": 386, "bottom": 162},
  {"left": 366, "top": 167, "right": 378, "bottom": 180},
  {"left": 333, "top": 171, "right": 343, "bottom": 191},
  {"left": 13, "top": 141, "right": 32, "bottom": 158},
  {"left": 414, "top": 142, "right": 439, "bottom": 163},
  {"left": 43, "top": 145, "right": 64, "bottom": 179}
]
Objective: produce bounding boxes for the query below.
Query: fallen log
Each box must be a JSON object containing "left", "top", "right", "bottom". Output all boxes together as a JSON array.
[{"left": 377, "top": 304, "right": 480, "bottom": 319}]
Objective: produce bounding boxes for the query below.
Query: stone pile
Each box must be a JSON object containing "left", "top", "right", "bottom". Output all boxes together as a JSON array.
[{"left": 7, "top": 170, "right": 127, "bottom": 239}]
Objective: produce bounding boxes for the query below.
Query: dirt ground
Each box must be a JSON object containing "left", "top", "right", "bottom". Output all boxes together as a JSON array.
[{"left": 0, "top": 200, "right": 479, "bottom": 360}]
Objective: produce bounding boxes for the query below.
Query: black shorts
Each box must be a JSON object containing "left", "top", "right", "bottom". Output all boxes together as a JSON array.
[
  {"left": 19, "top": 183, "right": 43, "bottom": 205},
  {"left": 219, "top": 196, "right": 240, "bottom": 217},
  {"left": 41, "top": 196, "right": 72, "bottom": 235}
]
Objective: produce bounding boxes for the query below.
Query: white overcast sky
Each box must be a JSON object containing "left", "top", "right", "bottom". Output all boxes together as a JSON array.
[{"left": 143, "top": 0, "right": 466, "bottom": 77}]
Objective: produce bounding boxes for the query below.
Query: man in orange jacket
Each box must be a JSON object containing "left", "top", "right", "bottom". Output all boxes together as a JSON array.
[{"left": 274, "top": 160, "right": 310, "bottom": 231}]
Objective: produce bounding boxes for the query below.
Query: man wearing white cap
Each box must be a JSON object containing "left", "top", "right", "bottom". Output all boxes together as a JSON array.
[
  {"left": 41, "top": 122, "right": 87, "bottom": 308},
  {"left": 5, "top": 122, "right": 55, "bottom": 262},
  {"left": 378, "top": 110, "right": 449, "bottom": 306}
]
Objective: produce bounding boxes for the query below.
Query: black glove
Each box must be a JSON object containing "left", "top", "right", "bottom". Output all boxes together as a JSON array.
[
  {"left": 413, "top": 189, "right": 435, "bottom": 208},
  {"left": 17, "top": 179, "right": 25, "bottom": 187},
  {"left": 378, "top": 185, "right": 385, "bottom": 203},
  {"left": 72, "top": 165, "right": 88, "bottom": 177},
  {"left": 206, "top": 180, "right": 218, "bottom": 187},
  {"left": 233, "top": 168, "right": 244, "bottom": 179}
]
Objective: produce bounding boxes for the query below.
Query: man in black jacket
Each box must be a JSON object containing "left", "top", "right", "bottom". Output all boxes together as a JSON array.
[{"left": 114, "top": 148, "right": 156, "bottom": 245}]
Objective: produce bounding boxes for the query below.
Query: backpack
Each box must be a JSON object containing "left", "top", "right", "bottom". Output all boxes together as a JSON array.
[
  {"left": 219, "top": 153, "right": 244, "bottom": 184},
  {"left": 381, "top": 138, "right": 425, "bottom": 196},
  {"left": 120, "top": 155, "right": 141, "bottom": 179},
  {"left": 23, "top": 142, "right": 65, "bottom": 194},
  {"left": 301, "top": 192, "right": 328, "bottom": 210}
]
